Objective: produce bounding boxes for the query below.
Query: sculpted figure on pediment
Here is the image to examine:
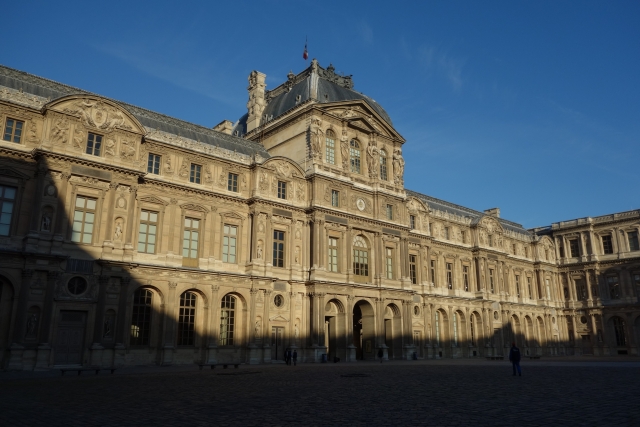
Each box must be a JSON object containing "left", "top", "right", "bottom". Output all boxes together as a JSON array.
[
  {"left": 274, "top": 161, "right": 291, "bottom": 178},
  {"left": 63, "top": 99, "right": 132, "bottom": 132},
  {"left": 340, "top": 107, "right": 357, "bottom": 118}
]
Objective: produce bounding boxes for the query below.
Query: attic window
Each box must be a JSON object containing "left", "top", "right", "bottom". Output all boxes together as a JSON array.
[
  {"left": 295, "top": 95, "right": 301, "bottom": 103},
  {"left": 234, "top": 131, "right": 239, "bottom": 136},
  {"left": 324, "top": 94, "right": 328, "bottom": 100}
]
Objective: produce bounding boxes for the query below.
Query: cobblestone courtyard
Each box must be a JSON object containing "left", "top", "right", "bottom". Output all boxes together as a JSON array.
[{"left": 1, "top": 359, "right": 639, "bottom": 426}]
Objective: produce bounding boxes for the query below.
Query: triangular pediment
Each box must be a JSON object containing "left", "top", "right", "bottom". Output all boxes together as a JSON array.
[
  {"left": 321, "top": 100, "right": 404, "bottom": 141},
  {"left": 269, "top": 315, "right": 288, "bottom": 322},
  {"left": 138, "top": 195, "right": 169, "bottom": 206}
]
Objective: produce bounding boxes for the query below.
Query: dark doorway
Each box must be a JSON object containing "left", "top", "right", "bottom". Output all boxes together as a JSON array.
[
  {"left": 271, "top": 326, "right": 284, "bottom": 361},
  {"left": 54, "top": 311, "right": 87, "bottom": 365}
]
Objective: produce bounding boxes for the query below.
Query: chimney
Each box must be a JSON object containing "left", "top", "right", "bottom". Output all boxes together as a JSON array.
[
  {"left": 213, "top": 120, "right": 234, "bottom": 135},
  {"left": 484, "top": 208, "right": 500, "bottom": 218},
  {"left": 246, "top": 70, "right": 266, "bottom": 133}
]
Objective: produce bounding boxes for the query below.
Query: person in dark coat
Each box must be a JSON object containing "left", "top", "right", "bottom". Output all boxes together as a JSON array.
[
  {"left": 377, "top": 348, "right": 384, "bottom": 363},
  {"left": 292, "top": 350, "right": 297, "bottom": 366},
  {"left": 509, "top": 342, "right": 521, "bottom": 376}
]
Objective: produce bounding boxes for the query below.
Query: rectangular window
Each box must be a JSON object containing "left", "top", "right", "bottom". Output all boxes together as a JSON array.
[
  {"left": 86, "top": 132, "right": 102, "bottom": 156},
  {"left": 527, "top": 276, "right": 533, "bottom": 298},
  {"left": 222, "top": 224, "right": 237, "bottom": 263},
  {"left": 409, "top": 215, "right": 415, "bottom": 230},
  {"left": 386, "top": 248, "right": 393, "bottom": 279},
  {"left": 3, "top": 118, "right": 23, "bottom": 143},
  {"left": 463, "top": 266, "right": 469, "bottom": 291},
  {"left": 71, "top": 196, "right": 96, "bottom": 244},
  {"left": 137, "top": 210, "right": 158, "bottom": 253},
  {"left": 409, "top": 254, "right": 417, "bottom": 284},
  {"left": 515, "top": 275, "right": 521, "bottom": 297},
  {"left": 633, "top": 273, "right": 640, "bottom": 290},
  {"left": 446, "top": 262, "right": 453, "bottom": 289},
  {"left": 607, "top": 276, "right": 620, "bottom": 299},
  {"left": 379, "top": 154, "right": 388, "bottom": 181},
  {"left": 328, "top": 237, "right": 338, "bottom": 272},
  {"left": 353, "top": 248, "right": 369, "bottom": 276},
  {"left": 325, "top": 135, "right": 335, "bottom": 164},
  {"left": 461, "top": 230, "right": 467, "bottom": 244},
  {"left": 512, "top": 243, "right": 517, "bottom": 255},
  {"left": 0, "top": 185, "right": 16, "bottom": 236},
  {"left": 386, "top": 204, "right": 393, "bottom": 220},
  {"left": 273, "top": 230, "right": 285, "bottom": 267},
  {"left": 147, "top": 153, "right": 161, "bottom": 174},
  {"left": 489, "top": 268, "right": 495, "bottom": 293},
  {"left": 190, "top": 164, "right": 202, "bottom": 184},
  {"left": 569, "top": 239, "right": 580, "bottom": 257},
  {"left": 331, "top": 190, "right": 339, "bottom": 207},
  {"left": 576, "top": 278, "right": 587, "bottom": 300},
  {"left": 350, "top": 145, "right": 361, "bottom": 174},
  {"left": 444, "top": 227, "right": 450, "bottom": 240},
  {"left": 277, "top": 181, "right": 287, "bottom": 199},
  {"left": 430, "top": 260, "right": 436, "bottom": 286},
  {"left": 601, "top": 235, "right": 613, "bottom": 254},
  {"left": 182, "top": 218, "right": 200, "bottom": 259},
  {"left": 628, "top": 231, "right": 639, "bottom": 251},
  {"left": 559, "top": 245, "right": 565, "bottom": 258},
  {"left": 228, "top": 173, "right": 238, "bottom": 192}
]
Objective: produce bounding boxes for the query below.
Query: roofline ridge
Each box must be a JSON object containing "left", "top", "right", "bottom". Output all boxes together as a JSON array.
[{"left": 0, "top": 64, "right": 94, "bottom": 97}]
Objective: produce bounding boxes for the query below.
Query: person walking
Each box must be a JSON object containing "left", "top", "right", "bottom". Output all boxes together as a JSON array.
[
  {"left": 292, "top": 350, "right": 297, "bottom": 366},
  {"left": 377, "top": 348, "right": 384, "bottom": 363},
  {"left": 285, "top": 349, "right": 291, "bottom": 365},
  {"left": 509, "top": 342, "right": 521, "bottom": 376}
]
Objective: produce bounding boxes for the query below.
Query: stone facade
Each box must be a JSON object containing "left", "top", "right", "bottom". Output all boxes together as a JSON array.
[{"left": 0, "top": 61, "right": 638, "bottom": 370}]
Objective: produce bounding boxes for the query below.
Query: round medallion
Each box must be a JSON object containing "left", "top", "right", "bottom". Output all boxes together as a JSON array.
[
  {"left": 67, "top": 277, "right": 88, "bottom": 295},
  {"left": 46, "top": 185, "right": 56, "bottom": 196},
  {"left": 493, "top": 311, "right": 499, "bottom": 320},
  {"left": 117, "top": 198, "right": 126, "bottom": 208},
  {"left": 356, "top": 198, "right": 366, "bottom": 211},
  {"left": 413, "top": 306, "right": 420, "bottom": 316},
  {"left": 580, "top": 316, "right": 588, "bottom": 324},
  {"left": 552, "top": 317, "right": 556, "bottom": 324},
  {"left": 274, "top": 294, "right": 284, "bottom": 308}
]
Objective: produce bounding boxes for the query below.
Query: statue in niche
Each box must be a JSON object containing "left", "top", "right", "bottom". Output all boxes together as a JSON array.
[
  {"left": 392, "top": 148, "right": 405, "bottom": 184},
  {"left": 40, "top": 209, "right": 52, "bottom": 231},
  {"left": 294, "top": 246, "right": 300, "bottom": 264},
  {"left": 26, "top": 313, "right": 38, "bottom": 337},
  {"left": 340, "top": 129, "right": 350, "bottom": 170},
  {"left": 178, "top": 160, "right": 189, "bottom": 178},
  {"left": 294, "top": 323, "right": 300, "bottom": 339},
  {"left": 113, "top": 218, "right": 123, "bottom": 241},
  {"left": 309, "top": 119, "right": 323, "bottom": 160},
  {"left": 103, "top": 316, "right": 113, "bottom": 338},
  {"left": 105, "top": 137, "right": 116, "bottom": 156},
  {"left": 366, "top": 140, "right": 379, "bottom": 178},
  {"left": 255, "top": 320, "right": 262, "bottom": 338},
  {"left": 165, "top": 157, "right": 174, "bottom": 173},
  {"left": 72, "top": 128, "right": 84, "bottom": 150},
  {"left": 256, "top": 241, "right": 263, "bottom": 259}
]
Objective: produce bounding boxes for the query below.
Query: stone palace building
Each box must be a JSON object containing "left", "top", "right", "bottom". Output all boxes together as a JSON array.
[{"left": 0, "top": 61, "right": 638, "bottom": 370}]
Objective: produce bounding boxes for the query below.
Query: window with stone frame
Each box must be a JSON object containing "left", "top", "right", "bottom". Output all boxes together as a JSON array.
[
  {"left": 147, "top": 153, "right": 161, "bottom": 174},
  {"left": 86, "top": 132, "right": 102, "bottom": 156},
  {"left": 177, "top": 291, "right": 197, "bottom": 346},
  {"left": 350, "top": 139, "right": 361, "bottom": 173},
  {"left": 352, "top": 235, "right": 369, "bottom": 278},
  {"left": 228, "top": 173, "right": 238, "bottom": 192},
  {"left": 219, "top": 294, "right": 236, "bottom": 345},
  {"left": 277, "top": 181, "right": 287, "bottom": 199},
  {"left": 222, "top": 224, "right": 238, "bottom": 263},
  {"left": 409, "top": 215, "right": 415, "bottom": 230},
  {"left": 325, "top": 129, "right": 335, "bottom": 164},
  {"left": 328, "top": 237, "right": 339, "bottom": 272},
  {"left": 71, "top": 196, "right": 97, "bottom": 244},
  {"left": 182, "top": 217, "right": 200, "bottom": 266},
  {"left": 0, "top": 185, "right": 17, "bottom": 236},
  {"left": 137, "top": 210, "right": 158, "bottom": 253},
  {"left": 385, "top": 204, "right": 393, "bottom": 220},
  {"left": 2, "top": 118, "right": 24, "bottom": 143},
  {"left": 430, "top": 259, "right": 436, "bottom": 286},
  {"left": 385, "top": 247, "right": 393, "bottom": 279},
  {"left": 379, "top": 149, "right": 388, "bottom": 180},
  {"left": 463, "top": 265, "right": 470, "bottom": 291},
  {"left": 489, "top": 268, "right": 495, "bottom": 293},
  {"left": 130, "top": 288, "right": 153, "bottom": 346},
  {"left": 273, "top": 230, "right": 285, "bottom": 268},
  {"left": 607, "top": 275, "right": 620, "bottom": 299},
  {"left": 569, "top": 239, "right": 580, "bottom": 257},
  {"left": 527, "top": 276, "right": 533, "bottom": 299},
  {"left": 331, "top": 189, "right": 339, "bottom": 207},
  {"left": 409, "top": 254, "right": 417, "bottom": 284},
  {"left": 628, "top": 231, "right": 639, "bottom": 251},
  {"left": 446, "top": 262, "right": 453, "bottom": 289},
  {"left": 190, "top": 164, "right": 202, "bottom": 184},
  {"left": 601, "top": 235, "right": 613, "bottom": 254},
  {"left": 576, "top": 278, "right": 588, "bottom": 300},
  {"left": 612, "top": 317, "right": 626, "bottom": 346},
  {"left": 515, "top": 275, "right": 521, "bottom": 297}
]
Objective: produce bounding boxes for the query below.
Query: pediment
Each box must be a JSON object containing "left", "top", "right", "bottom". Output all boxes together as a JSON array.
[
  {"left": 480, "top": 216, "right": 504, "bottom": 234},
  {"left": 180, "top": 203, "right": 209, "bottom": 213},
  {"left": 321, "top": 100, "right": 404, "bottom": 141},
  {"left": 406, "top": 197, "right": 429, "bottom": 213},
  {"left": 262, "top": 157, "right": 305, "bottom": 179},
  {"left": 46, "top": 95, "right": 145, "bottom": 134},
  {"left": 138, "top": 195, "right": 169, "bottom": 206},
  {"left": 219, "top": 211, "right": 244, "bottom": 220},
  {"left": 269, "top": 315, "right": 288, "bottom": 322}
]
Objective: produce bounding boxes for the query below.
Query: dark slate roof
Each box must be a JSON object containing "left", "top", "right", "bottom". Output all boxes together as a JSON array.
[
  {"left": 406, "top": 189, "right": 532, "bottom": 236},
  {"left": 234, "top": 65, "right": 393, "bottom": 135},
  {"left": 0, "top": 65, "right": 270, "bottom": 158}
]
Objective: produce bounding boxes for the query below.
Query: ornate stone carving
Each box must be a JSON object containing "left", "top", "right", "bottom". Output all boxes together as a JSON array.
[
  {"left": 310, "top": 118, "right": 323, "bottom": 160},
  {"left": 178, "top": 159, "right": 189, "bottom": 178},
  {"left": 340, "top": 129, "right": 349, "bottom": 170},
  {"left": 392, "top": 148, "right": 405, "bottom": 185},
  {"left": 366, "top": 139, "right": 379, "bottom": 179},
  {"left": 105, "top": 136, "right": 116, "bottom": 157},
  {"left": 72, "top": 127, "right": 85, "bottom": 150},
  {"left": 63, "top": 99, "right": 131, "bottom": 132},
  {"left": 50, "top": 117, "right": 69, "bottom": 145},
  {"left": 120, "top": 139, "right": 136, "bottom": 160}
]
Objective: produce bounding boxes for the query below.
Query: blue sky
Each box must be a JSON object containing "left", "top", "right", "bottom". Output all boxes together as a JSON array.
[{"left": 2, "top": 0, "right": 638, "bottom": 228}]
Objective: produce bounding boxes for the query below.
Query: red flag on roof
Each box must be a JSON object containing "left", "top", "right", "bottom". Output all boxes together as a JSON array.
[{"left": 303, "top": 38, "right": 308, "bottom": 60}]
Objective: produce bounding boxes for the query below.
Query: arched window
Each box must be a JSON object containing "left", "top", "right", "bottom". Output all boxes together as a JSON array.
[
  {"left": 612, "top": 317, "right": 626, "bottom": 346},
  {"left": 435, "top": 311, "right": 440, "bottom": 346},
  {"left": 352, "top": 235, "right": 369, "bottom": 278},
  {"left": 325, "top": 129, "right": 336, "bottom": 164},
  {"left": 220, "top": 294, "right": 236, "bottom": 345},
  {"left": 350, "top": 140, "right": 361, "bottom": 174},
  {"left": 178, "top": 291, "right": 197, "bottom": 346},
  {"left": 379, "top": 149, "right": 388, "bottom": 180},
  {"left": 130, "top": 288, "right": 153, "bottom": 345}
]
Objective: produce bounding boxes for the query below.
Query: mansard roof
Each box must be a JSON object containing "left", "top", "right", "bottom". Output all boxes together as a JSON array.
[
  {"left": 406, "top": 189, "right": 532, "bottom": 237},
  {"left": 234, "top": 60, "right": 393, "bottom": 135},
  {"left": 0, "top": 65, "right": 270, "bottom": 159}
]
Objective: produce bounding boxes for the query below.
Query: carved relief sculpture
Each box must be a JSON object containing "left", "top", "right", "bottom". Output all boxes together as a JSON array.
[
  {"left": 105, "top": 137, "right": 116, "bottom": 157},
  {"left": 340, "top": 129, "right": 350, "bottom": 170},
  {"left": 27, "top": 121, "right": 38, "bottom": 143},
  {"left": 120, "top": 139, "right": 136, "bottom": 160},
  {"left": 310, "top": 118, "right": 323, "bottom": 160},
  {"left": 178, "top": 160, "right": 189, "bottom": 178},
  {"left": 63, "top": 99, "right": 131, "bottom": 132},
  {"left": 50, "top": 117, "right": 69, "bottom": 144},
  {"left": 72, "top": 127, "right": 85, "bottom": 150},
  {"left": 392, "top": 148, "right": 405, "bottom": 185},
  {"left": 366, "top": 140, "right": 379, "bottom": 179}
]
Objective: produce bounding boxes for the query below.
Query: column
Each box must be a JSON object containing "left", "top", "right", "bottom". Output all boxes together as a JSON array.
[
  {"left": 288, "top": 291, "right": 296, "bottom": 347},
  {"left": 161, "top": 282, "right": 177, "bottom": 365},
  {"left": 249, "top": 288, "right": 258, "bottom": 344},
  {"left": 262, "top": 289, "right": 272, "bottom": 347},
  {"left": 53, "top": 173, "right": 71, "bottom": 240}
]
